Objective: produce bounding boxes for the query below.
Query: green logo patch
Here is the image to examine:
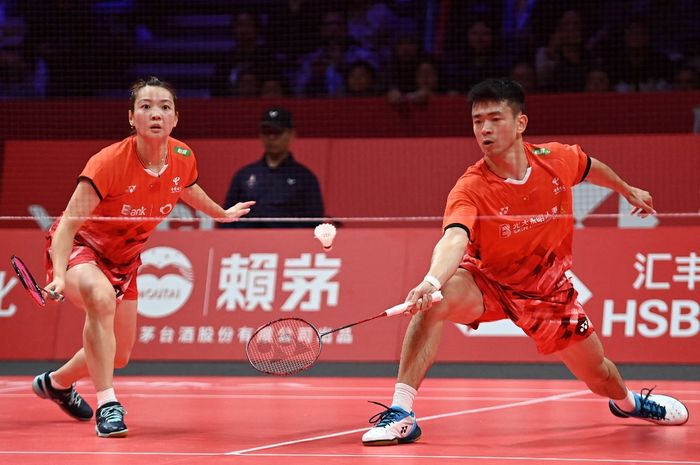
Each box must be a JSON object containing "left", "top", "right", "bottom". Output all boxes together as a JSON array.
[
  {"left": 532, "top": 147, "right": 551, "bottom": 156},
  {"left": 174, "top": 146, "right": 191, "bottom": 156}
]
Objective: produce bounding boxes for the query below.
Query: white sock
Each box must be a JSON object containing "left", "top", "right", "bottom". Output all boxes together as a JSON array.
[
  {"left": 48, "top": 373, "right": 70, "bottom": 390},
  {"left": 392, "top": 382, "right": 417, "bottom": 412},
  {"left": 96, "top": 388, "right": 118, "bottom": 407},
  {"left": 613, "top": 389, "right": 637, "bottom": 412}
]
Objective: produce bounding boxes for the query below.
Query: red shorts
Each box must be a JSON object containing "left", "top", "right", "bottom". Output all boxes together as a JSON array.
[
  {"left": 464, "top": 264, "right": 594, "bottom": 355},
  {"left": 45, "top": 235, "right": 139, "bottom": 301}
]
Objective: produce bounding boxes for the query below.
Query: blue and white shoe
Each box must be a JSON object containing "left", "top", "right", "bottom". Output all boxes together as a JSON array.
[
  {"left": 362, "top": 401, "right": 422, "bottom": 446},
  {"left": 609, "top": 388, "right": 689, "bottom": 425}
]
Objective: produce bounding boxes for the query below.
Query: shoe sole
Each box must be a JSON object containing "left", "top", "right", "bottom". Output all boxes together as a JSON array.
[
  {"left": 96, "top": 426, "right": 129, "bottom": 438},
  {"left": 362, "top": 436, "right": 420, "bottom": 446},
  {"left": 32, "top": 374, "right": 92, "bottom": 422},
  {"left": 362, "top": 425, "right": 422, "bottom": 446}
]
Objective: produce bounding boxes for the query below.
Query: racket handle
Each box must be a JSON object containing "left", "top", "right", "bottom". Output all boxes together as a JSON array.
[{"left": 384, "top": 290, "right": 443, "bottom": 317}]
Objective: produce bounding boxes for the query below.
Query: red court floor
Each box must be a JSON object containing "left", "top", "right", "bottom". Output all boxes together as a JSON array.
[{"left": 0, "top": 376, "right": 697, "bottom": 465}]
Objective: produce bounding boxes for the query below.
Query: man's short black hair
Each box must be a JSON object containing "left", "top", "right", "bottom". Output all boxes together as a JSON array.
[{"left": 467, "top": 78, "right": 525, "bottom": 115}]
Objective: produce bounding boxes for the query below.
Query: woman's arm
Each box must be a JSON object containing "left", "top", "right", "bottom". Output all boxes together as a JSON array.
[{"left": 180, "top": 183, "right": 255, "bottom": 222}]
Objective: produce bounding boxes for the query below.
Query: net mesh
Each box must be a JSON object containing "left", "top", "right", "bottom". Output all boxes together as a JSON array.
[
  {"left": 0, "top": 1, "right": 698, "bottom": 226},
  {"left": 246, "top": 318, "right": 322, "bottom": 375}
]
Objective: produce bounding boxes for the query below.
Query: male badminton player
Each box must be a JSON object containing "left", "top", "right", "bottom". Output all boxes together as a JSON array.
[
  {"left": 362, "top": 78, "right": 688, "bottom": 446},
  {"left": 33, "top": 77, "right": 254, "bottom": 438}
]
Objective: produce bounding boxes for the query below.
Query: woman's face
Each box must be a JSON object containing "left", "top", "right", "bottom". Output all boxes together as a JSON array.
[{"left": 128, "top": 85, "right": 178, "bottom": 139}]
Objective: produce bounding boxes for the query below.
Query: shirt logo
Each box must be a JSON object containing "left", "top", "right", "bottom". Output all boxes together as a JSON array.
[
  {"left": 170, "top": 177, "right": 182, "bottom": 193},
  {"left": 126, "top": 185, "right": 136, "bottom": 193},
  {"left": 287, "top": 178, "right": 297, "bottom": 186},
  {"left": 499, "top": 224, "right": 512, "bottom": 238},
  {"left": 160, "top": 204, "right": 173, "bottom": 215},
  {"left": 552, "top": 177, "right": 566, "bottom": 195},
  {"left": 121, "top": 204, "right": 147, "bottom": 216},
  {"left": 532, "top": 147, "right": 551, "bottom": 156},
  {"left": 174, "top": 146, "right": 191, "bottom": 156},
  {"left": 498, "top": 206, "right": 509, "bottom": 216},
  {"left": 247, "top": 174, "right": 257, "bottom": 188}
]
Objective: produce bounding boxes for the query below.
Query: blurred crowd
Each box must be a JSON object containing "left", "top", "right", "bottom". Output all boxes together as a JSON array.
[{"left": 1, "top": 0, "right": 699, "bottom": 99}]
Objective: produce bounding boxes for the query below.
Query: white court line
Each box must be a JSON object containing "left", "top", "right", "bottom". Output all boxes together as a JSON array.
[
  {"left": 0, "top": 451, "right": 697, "bottom": 464},
  {"left": 0, "top": 393, "right": 603, "bottom": 402},
  {"left": 227, "top": 453, "right": 700, "bottom": 464},
  {"left": 226, "top": 389, "right": 590, "bottom": 455}
]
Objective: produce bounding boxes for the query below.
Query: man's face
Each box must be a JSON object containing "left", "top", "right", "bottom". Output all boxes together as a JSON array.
[
  {"left": 260, "top": 126, "right": 293, "bottom": 156},
  {"left": 471, "top": 100, "right": 526, "bottom": 156}
]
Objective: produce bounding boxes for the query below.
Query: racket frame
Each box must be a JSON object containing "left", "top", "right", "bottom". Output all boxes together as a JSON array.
[{"left": 245, "top": 291, "right": 443, "bottom": 375}]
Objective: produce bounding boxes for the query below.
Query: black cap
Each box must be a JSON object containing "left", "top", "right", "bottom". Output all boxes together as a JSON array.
[{"left": 260, "top": 107, "right": 294, "bottom": 129}]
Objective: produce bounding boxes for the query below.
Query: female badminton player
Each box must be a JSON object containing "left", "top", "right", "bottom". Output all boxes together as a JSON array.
[{"left": 32, "top": 77, "right": 254, "bottom": 438}]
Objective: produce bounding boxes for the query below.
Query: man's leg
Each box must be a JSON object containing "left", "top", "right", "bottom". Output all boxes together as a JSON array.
[
  {"left": 363, "top": 269, "right": 485, "bottom": 445},
  {"left": 555, "top": 332, "right": 688, "bottom": 425}
]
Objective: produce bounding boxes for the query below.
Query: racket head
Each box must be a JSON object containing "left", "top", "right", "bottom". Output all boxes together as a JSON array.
[
  {"left": 10, "top": 255, "right": 46, "bottom": 307},
  {"left": 245, "top": 318, "right": 322, "bottom": 376}
]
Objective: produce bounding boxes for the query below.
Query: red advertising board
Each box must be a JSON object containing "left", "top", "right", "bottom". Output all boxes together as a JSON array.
[
  {"left": 0, "top": 227, "right": 697, "bottom": 363},
  {"left": 2, "top": 134, "right": 698, "bottom": 225}
]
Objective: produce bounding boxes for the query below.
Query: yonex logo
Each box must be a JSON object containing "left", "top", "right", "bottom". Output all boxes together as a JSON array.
[{"left": 400, "top": 426, "right": 408, "bottom": 434}]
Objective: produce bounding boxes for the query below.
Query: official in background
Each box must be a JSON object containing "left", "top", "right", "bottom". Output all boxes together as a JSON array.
[{"left": 221, "top": 107, "right": 324, "bottom": 228}]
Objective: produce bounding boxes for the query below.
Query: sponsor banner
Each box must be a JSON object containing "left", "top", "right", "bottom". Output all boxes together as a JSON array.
[{"left": 0, "top": 227, "right": 697, "bottom": 363}]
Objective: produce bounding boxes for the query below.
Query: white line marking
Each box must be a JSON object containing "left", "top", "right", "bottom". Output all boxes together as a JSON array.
[
  {"left": 231, "top": 453, "right": 700, "bottom": 464},
  {"left": 226, "top": 390, "right": 590, "bottom": 455},
  {"left": 1, "top": 451, "right": 696, "bottom": 464}
]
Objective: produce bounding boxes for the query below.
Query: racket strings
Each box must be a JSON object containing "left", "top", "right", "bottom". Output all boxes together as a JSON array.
[{"left": 246, "top": 318, "right": 322, "bottom": 375}]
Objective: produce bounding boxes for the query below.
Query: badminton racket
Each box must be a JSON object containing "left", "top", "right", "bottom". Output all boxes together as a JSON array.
[
  {"left": 246, "top": 290, "right": 443, "bottom": 376},
  {"left": 9, "top": 255, "right": 64, "bottom": 307}
]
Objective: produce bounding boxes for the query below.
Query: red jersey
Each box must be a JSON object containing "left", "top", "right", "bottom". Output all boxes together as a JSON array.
[
  {"left": 60, "top": 136, "right": 198, "bottom": 268},
  {"left": 443, "top": 142, "right": 590, "bottom": 296}
]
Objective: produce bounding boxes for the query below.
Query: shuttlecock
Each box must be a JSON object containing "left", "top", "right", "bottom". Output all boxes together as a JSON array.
[{"left": 314, "top": 223, "right": 336, "bottom": 251}]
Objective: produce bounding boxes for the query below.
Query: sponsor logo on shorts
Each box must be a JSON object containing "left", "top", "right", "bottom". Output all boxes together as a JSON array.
[
  {"left": 137, "top": 247, "right": 194, "bottom": 318},
  {"left": 576, "top": 317, "right": 590, "bottom": 335}
]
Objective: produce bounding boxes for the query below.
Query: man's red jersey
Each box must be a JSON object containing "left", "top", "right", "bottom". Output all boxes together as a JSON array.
[{"left": 443, "top": 142, "right": 590, "bottom": 296}]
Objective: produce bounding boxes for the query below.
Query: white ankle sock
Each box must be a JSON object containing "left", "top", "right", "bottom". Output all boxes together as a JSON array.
[
  {"left": 48, "top": 373, "right": 70, "bottom": 390},
  {"left": 614, "top": 389, "right": 637, "bottom": 412},
  {"left": 392, "top": 382, "right": 417, "bottom": 412},
  {"left": 96, "top": 388, "right": 118, "bottom": 407}
]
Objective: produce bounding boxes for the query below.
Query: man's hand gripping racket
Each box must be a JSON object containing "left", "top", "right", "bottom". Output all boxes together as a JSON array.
[
  {"left": 10, "top": 255, "right": 64, "bottom": 307},
  {"left": 246, "top": 290, "right": 443, "bottom": 376}
]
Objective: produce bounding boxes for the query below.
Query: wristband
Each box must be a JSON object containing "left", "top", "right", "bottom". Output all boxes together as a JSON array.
[{"left": 422, "top": 275, "right": 441, "bottom": 290}]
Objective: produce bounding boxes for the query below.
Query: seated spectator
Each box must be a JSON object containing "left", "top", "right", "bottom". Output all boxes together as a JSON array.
[
  {"left": 584, "top": 68, "right": 611, "bottom": 92},
  {"left": 672, "top": 66, "right": 700, "bottom": 91},
  {"left": 383, "top": 35, "right": 421, "bottom": 95},
  {"left": 509, "top": 61, "right": 538, "bottom": 94},
  {"left": 211, "top": 12, "right": 271, "bottom": 97},
  {"left": 345, "top": 60, "right": 383, "bottom": 97},
  {"left": 294, "top": 9, "right": 378, "bottom": 97},
  {"left": 535, "top": 10, "right": 595, "bottom": 93},
  {"left": 446, "top": 20, "right": 510, "bottom": 94},
  {"left": 604, "top": 18, "right": 673, "bottom": 93},
  {"left": 260, "top": 77, "right": 288, "bottom": 98},
  {"left": 388, "top": 56, "right": 444, "bottom": 104},
  {"left": 220, "top": 108, "right": 325, "bottom": 229}
]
